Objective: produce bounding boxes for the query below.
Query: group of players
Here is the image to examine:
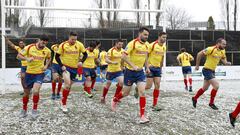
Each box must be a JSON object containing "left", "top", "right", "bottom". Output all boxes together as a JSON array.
[{"left": 4, "top": 27, "right": 240, "bottom": 126}]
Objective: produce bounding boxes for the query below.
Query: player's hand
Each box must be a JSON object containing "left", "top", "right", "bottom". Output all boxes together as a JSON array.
[
  {"left": 26, "top": 57, "right": 34, "bottom": 62},
  {"left": 61, "top": 66, "right": 66, "bottom": 72},
  {"left": 42, "top": 66, "right": 48, "bottom": 71},
  {"left": 132, "top": 65, "right": 139, "bottom": 71},
  {"left": 77, "top": 62, "right": 83, "bottom": 67},
  {"left": 195, "top": 66, "right": 199, "bottom": 71},
  {"left": 112, "top": 61, "right": 118, "bottom": 65},
  {"left": 145, "top": 68, "right": 150, "bottom": 74},
  {"left": 226, "top": 62, "right": 231, "bottom": 65}
]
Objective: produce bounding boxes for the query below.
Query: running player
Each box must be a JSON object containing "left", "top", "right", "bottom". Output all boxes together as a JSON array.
[
  {"left": 90, "top": 40, "right": 101, "bottom": 91},
  {"left": 177, "top": 48, "right": 194, "bottom": 92},
  {"left": 55, "top": 32, "right": 87, "bottom": 113},
  {"left": 111, "top": 27, "right": 150, "bottom": 124},
  {"left": 51, "top": 42, "right": 63, "bottom": 100},
  {"left": 229, "top": 102, "right": 240, "bottom": 127},
  {"left": 145, "top": 32, "right": 167, "bottom": 111},
  {"left": 101, "top": 39, "right": 124, "bottom": 104},
  {"left": 17, "top": 35, "right": 51, "bottom": 119},
  {"left": 99, "top": 48, "right": 108, "bottom": 82},
  {"left": 192, "top": 38, "right": 231, "bottom": 110},
  {"left": 82, "top": 42, "right": 98, "bottom": 98},
  {"left": 5, "top": 37, "right": 26, "bottom": 94}
]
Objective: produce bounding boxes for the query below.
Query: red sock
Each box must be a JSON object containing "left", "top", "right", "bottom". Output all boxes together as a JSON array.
[
  {"left": 52, "top": 82, "right": 56, "bottom": 94},
  {"left": 33, "top": 94, "right": 39, "bottom": 110},
  {"left": 209, "top": 89, "right": 217, "bottom": 105},
  {"left": 62, "top": 89, "right": 70, "bottom": 105},
  {"left": 189, "top": 78, "right": 192, "bottom": 86},
  {"left": 194, "top": 88, "right": 205, "bottom": 100},
  {"left": 153, "top": 89, "right": 160, "bottom": 106},
  {"left": 84, "top": 87, "right": 92, "bottom": 94},
  {"left": 91, "top": 79, "right": 96, "bottom": 89},
  {"left": 114, "top": 83, "right": 122, "bottom": 98},
  {"left": 139, "top": 96, "right": 146, "bottom": 117},
  {"left": 113, "top": 91, "right": 123, "bottom": 102},
  {"left": 57, "top": 82, "right": 62, "bottom": 94},
  {"left": 22, "top": 96, "right": 29, "bottom": 111},
  {"left": 232, "top": 102, "right": 240, "bottom": 118},
  {"left": 102, "top": 87, "right": 109, "bottom": 98},
  {"left": 184, "top": 79, "right": 188, "bottom": 87}
]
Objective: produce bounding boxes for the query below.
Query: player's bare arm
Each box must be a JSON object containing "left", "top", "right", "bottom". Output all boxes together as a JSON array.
[
  {"left": 4, "top": 36, "right": 16, "bottom": 49},
  {"left": 106, "top": 55, "right": 118, "bottom": 65},
  {"left": 195, "top": 50, "right": 205, "bottom": 70}
]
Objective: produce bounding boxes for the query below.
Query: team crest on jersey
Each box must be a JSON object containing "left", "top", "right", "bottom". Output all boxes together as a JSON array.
[
  {"left": 42, "top": 51, "right": 45, "bottom": 55},
  {"left": 21, "top": 49, "right": 26, "bottom": 54}
]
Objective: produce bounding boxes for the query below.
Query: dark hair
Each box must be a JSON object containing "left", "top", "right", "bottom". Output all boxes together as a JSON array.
[
  {"left": 19, "top": 39, "right": 24, "bottom": 43},
  {"left": 40, "top": 34, "right": 49, "bottom": 41},
  {"left": 139, "top": 27, "right": 149, "bottom": 33},
  {"left": 159, "top": 32, "right": 167, "bottom": 37},
  {"left": 69, "top": 32, "right": 77, "bottom": 36},
  {"left": 216, "top": 38, "right": 224, "bottom": 44},
  {"left": 114, "top": 39, "right": 123, "bottom": 44},
  {"left": 89, "top": 41, "right": 97, "bottom": 48},
  {"left": 180, "top": 48, "right": 186, "bottom": 53},
  {"left": 96, "top": 40, "right": 101, "bottom": 46}
]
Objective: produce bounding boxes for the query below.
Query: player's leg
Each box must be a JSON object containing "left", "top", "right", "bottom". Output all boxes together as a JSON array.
[
  {"left": 192, "top": 80, "right": 210, "bottom": 108},
  {"left": 31, "top": 74, "right": 44, "bottom": 119},
  {"left": 111, "top": 69, "right": 134, "bottom": 111},
  {"left": 111, "top": 85, "right": 132, "bottom": 111},
  {"left": 84, "top": 76, "right": 93, "bottom": 98},
  {"left": 51, "top": 72, "right": 58, "bottom": 100},
  {"left": 152, "top": 76, "right": 161, "bottom": 111},
  {"left": 182, "top": 67, "right": 188, "bottom": 90},
  {"left": 229, "top": 102, "right": 240, "bottom": 127},
  {"left": 56, "top": 77, "right": 63, "bottom": 99},
  {"left": 115, "top": 75, "right": 123, "bottom": 98},
  {"left": 183, "top": 74, "right": 188, "bottom": 91},
  {"left": 137, "top": 81, "right": 150, "bottom": 123},
  {"left": 19, "top": 66, "right": 26, "bottom": 95},
  {"left": 101, "top": 80, "right": 112, "bottom": 103},
  {"left": 188, "top": 73, "right": 193, "bottom": 92},
  {"left": 61, "top": 70, "right": 71, "bottom": 112},
  {"left": 20, "top": 73, "right": 32, "bottom": 118},
  {"left": 91, "top": 68, "right": 97, "bottom": 91},
  {"left": 208, "top": 78, "right": 219, "bottom": 110}
]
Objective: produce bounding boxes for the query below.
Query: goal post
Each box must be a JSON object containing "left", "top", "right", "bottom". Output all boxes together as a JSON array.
[{"left": 0, "top": 2, "right": 166, "bottom": 94}]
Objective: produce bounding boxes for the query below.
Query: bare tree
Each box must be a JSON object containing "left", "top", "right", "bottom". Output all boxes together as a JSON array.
[
  {"left": 36, "top": 0, "right": 53, "bottom": 27},
  {"left": 92, "top": 0, "right": 105, "bottom": 28},
  {"left": 106, "top": 0, "right": 111, "bottom": 28},
  {"left": 113, "top": 0, "right": 119, "bottom": 22},
  {"left": 165, "top": 6, "right": 191, "bottom": 30},
  {"left": 220, "top": 0, "right": 230, "bottom": 30},
  {"left": 233, "top": 0, "right": 237, "bottom": 31},
  {"left": 133, "top": 0, "right": 142, "bottom": 27},
  {"left": 155, "top": 0, "right": 163, "bottom": 27}
]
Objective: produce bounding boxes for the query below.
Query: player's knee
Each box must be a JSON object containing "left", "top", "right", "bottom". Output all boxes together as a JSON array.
[{"left": 118, "top": 82, "right": 123, "bottom": 87}]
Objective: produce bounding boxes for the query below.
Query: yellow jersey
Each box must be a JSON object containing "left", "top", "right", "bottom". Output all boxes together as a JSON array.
[
  {"left": 148, "top": 41, "right": 166, "bottom": 67},
  {"left": 100, "top": 51, "right": 108, "bottom": 66},
  {"left": 107, "top": 47, "right": 124, "bottom": 72},
  {"left": 15, "top": 46, "right": 27, "bottom": 66},
  {"left": 20, "top": 44, "right": 51, "bottom": 74},
  {"left": 177, "top": 52, "right": 193, "bottom": 67},
  {"left": 51, "top": 44, "right": 59, "bottom": 64},
  {"left": 203, "top": 46, "right": 226, "bottom": 71},
  {"left": 94, "top": 48, "right": 100, "bottom": 58},
  {"left": 57, "top": 41, "right": 86, "bottom": 68},
  {"left": 124, "top": 38, "right": 149, "bottom": 70},
  {"left": 83, "top": 48, "right": 98, "bottom": 69}
]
